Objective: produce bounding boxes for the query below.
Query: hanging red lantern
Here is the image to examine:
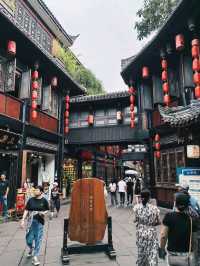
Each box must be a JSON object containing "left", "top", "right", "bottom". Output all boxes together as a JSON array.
[
  {"left": 32, "top": 110, "right": 37, "bottom": 119},
  {"left": 162, "top": 70, "right": 168, "bottom": 81},
  {"left": 192, "top": 45, "right": 200, "bottom": 58},
  {"left": 65, "top": 118, "right": 69, "bottom": 126},
  {"left": 130, "top": 120, "right": 135, "bottom": 128},
  {"left": 64, "top": 127, "right": 69, "bottom": 134},
  {"left": 128, "top": 86, "right": 136, "bottom": 94},
  {"left": 142, "top": 66, "right": 149, "bottom": 79},
  {"left": 175, "top": 34, "right": 185, "bottom": 51},
  {"left": 31, "top": 100, "right": 37, "bottom": 109},
  {"left": 7, "top": 40, "right": 16, "bottom": 55},
  {"left": 130, "top": 104, "right": 134, "bottom": 112},
  {"left": 155, "top": 143, "right": 161, "bottom": 150},
  {"left": 130, "top": 112, "right": 135, "bottom": 120},
  {"left": 32, "top": 81, "right": 38, "bottom": 90},
  {"left": 130, "top": 95, "right": 135, "bottom": 104},
  {"left": 65, "top": 95, "right": 70, "bottom": 102},
  {"left": 155, "top": 151, "right": 161, "bottom": 159},
  {"left": 192, "top": 58, "right": 200, "bottom": 71},
  {"left": 193, "top": 72, "right": 200, "bottom": 84},
  {"left": 162, "top": 82, "right": 169, "bottom": 93},
  {"left": 161, "top": 60, "right": 167, "bottom": 70},
  {"left": 88, "top": 114, "right": 94, "bottom": 125},
  {"left": 154, "top": 134, "right": 160, "bottom": 142},
  {"left": 192, "top": 39, "right": 200, "bottom": 47},
  {"left": 65, "top": 110, "right": 69, "bottom": 118},
  {"left": 51, "top": 77, "right": 58, "bottom": 87},
  {"left": 163, "top": 94, "right": 170, "bottom": 105},
  {"left": 32, "top": 71, "right": 39, "bottom": 80},
  {"left": 32, "top": 90, "right": 37, "bottom": 100},
  {"left": 195, "top": 86, "right": 200, "bottom": 98},
  {"left": 65, "top": 102, "right": 70, "bottom": 110}
]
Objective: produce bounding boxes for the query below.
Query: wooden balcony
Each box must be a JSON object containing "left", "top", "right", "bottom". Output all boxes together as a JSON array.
[
  {"left": 29, "top": 109, "right": 58, "bottom": 133},
  {"left": 0, "top": 92, "right": 21, "bottom": 120}
]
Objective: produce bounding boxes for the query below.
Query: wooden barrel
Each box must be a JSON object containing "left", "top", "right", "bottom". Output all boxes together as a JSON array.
[{"left": 68, "top": 178, "right": 108, "bottom": 244}]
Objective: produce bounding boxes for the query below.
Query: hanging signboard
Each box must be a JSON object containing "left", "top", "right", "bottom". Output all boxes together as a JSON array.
[
  {"left": 187, "top": 145, "right": 200, "bottom": 158},
  {"left": 176, "top": 168, "right": 200, "bottom": 204}
]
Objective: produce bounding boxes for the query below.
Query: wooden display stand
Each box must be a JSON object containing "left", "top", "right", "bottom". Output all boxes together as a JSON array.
[{"left": 61, "top": 178, "right": 116, "bottom": 264}]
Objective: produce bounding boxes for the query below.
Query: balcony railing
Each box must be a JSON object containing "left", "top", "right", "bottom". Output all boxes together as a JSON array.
[
  {"left": 29, "top": 109, "right": 58, "bottom": 133},
  {"left": 0, "top": 92, "right": 21, "bottom": 120}
]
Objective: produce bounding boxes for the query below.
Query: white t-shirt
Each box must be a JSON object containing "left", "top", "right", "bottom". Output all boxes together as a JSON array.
[
  {"left": 118, "top": 180, "right": 126, "bottom": 192},
  {"left": 109, "top": 183, "right": 117, "bottom": 192}
]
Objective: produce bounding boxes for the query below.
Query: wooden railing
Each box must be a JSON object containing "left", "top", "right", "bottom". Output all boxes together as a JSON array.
[
  {"left": 29, "top": 109, "right": 58, "bottom": 133},
  {"left": 0, "top": 92, "right": 21, "bottom": 120}
]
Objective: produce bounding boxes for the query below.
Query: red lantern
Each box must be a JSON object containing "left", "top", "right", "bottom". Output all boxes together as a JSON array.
[
  {"left": 65, "top": 95, "right": 70, "bottom": 102},
  {"left": 7, "top": 40, "right": 16, "bottom": 55},
  {"left": 64, "top": 127, "right": 69, "bottom": 134},
  {"left": 130, "top": 104, "right": 134, "bottom": 112},
  {"left": 142, "top": 66, "right": 149, "bottom": 79},
  {"left": 195, "top": 86, "right": 200, "bottom": 99},
  {"left": 192, "top": 39, "right": 200, "bottom": 47},
  {"left": 161, "top": 60, "right": 167, "bottom": 70},
  {"left": 162, "top": 82, "right": 169, "bottom": 93},
  {"left": 175, "top": 34, "right": 184, "bottom": 51},
  {"left": 88, "top": 115, "right": 94, "bottom": 125},
  {"left": 130, "top": 112, "right": 135, "bottom": 120},
  {"left": 31, "top": 100, "right": 37, "bottom": 109},
  {"left": 51, "top": 77, "right": 58, "bottom": 87},
  {"left": 130, "top": 95, "right": 135, "bottom": 104},
  {"left": 65, "top": 118, "right": 69, "bottom": 126},
  {"left": 32, "top": 90, "right": 37, "bottom": 100},
  {"left": 130, "top": 120, "right": 135, "bottom": 128},
  {"left": 32, "top": 81, "right": 38, "bottom": 90},
  {"left": 65, "top": 102, "right": 70, "bottom": 110},
  {"left": 192, "top": 58, "right": 200, "bottom": 71},
  {"left": 155, "top": 143, "right": 161, "bottom": 150},
  {"left": 164, "top": 94, "right": 170, "bottom": 105},
  {"left": 32, "top": 110, "right": 37, "bottom": 119},
  {"left": 32, "top": 71, "right": 39, "bottom": 80},
  {"left": 193, "top": 72, "right": 200, "bottom": 84},
  {"left": 65, "top": 110, "right": 69, "bottom": 118},
  {"left": 192, "top": 45, "right": 200, "bottom": 58},
  {"left": 162, "top": 70, "right": 168, "bottom": 81},
  {"left": 155, "top": 151, "right": 161, "bottom": 159},
  {"left": 128, "top": 86, "right": 136, "bottom": 94},
  {"left": 154, "top": 134, "right": 160, "bottom": 142}
]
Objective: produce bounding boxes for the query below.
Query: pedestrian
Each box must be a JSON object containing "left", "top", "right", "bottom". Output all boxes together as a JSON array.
[
  {"left": 126, "top": 177, "right": 134, "bottom": 206},
  {"left": 108, "top": 179, "right": 118, "bottom": 206},
  {"left": 159, "top": 193, "right": 197, "bottom": 266},
  {"left": 133, "top": 189, "right": 161, "bottom": 266},
  {"left": 134, "top": 177, "right": 141, "bottom": 204},
  {"left": 0, "top": 172, "right": 9, "bottom": 220},
  {"left": 50, "top": 182, "right": 61, "bottom": 218},
  {"left": 20, "top": 186, "right": 49, "bottom": 266},
  {"left": 117, "top": 177, "right": 126, "bottom": 207}
]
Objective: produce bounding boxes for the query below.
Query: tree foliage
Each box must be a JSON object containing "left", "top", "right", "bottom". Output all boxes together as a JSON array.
[
  {"left": 58, "top": 47, "right": 105, "bottom": 95},
  {"left": 135, "top": 0, "right": 180, "bottom": 40}
]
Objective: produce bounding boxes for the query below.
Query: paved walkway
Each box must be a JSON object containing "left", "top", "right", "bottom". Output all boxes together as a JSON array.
[{"left": 0, "top": 204, "right": 166, "bottom": 266}]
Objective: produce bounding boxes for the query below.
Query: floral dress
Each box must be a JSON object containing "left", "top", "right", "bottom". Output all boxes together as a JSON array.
[{"left": 133, "top": 203, "right": 160, "bottom": 266}]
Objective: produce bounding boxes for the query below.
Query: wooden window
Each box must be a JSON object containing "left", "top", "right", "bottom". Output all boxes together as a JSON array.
[
  {"left": 161, "top": 153, "right": 168, "bottom": 183},
  {"left": 5, "top": 59, "right": 16, "bottom": 92},
  {"left": 42, "top": 85, "right": 51, "bottom": 111},
  {"left": 69, "top": 112, "right": 78, "bottom": 128},
  {"left": 0, "top": 59, "right": 6, "bottom": 92},
  {"left": 169, "top": 152, "right": 176, "bottom": 183},
  {"left": 155, "top": 158, "right": 161, "bottom": 183},
  {"left": 37, "top": 77, "right": 42, "bottom": 106},
  {"left": 51, "top": 89, "right": 58, "bottom": 117},
  {"left": 19, "top": 69, "right": 31, "bottom": 99}
]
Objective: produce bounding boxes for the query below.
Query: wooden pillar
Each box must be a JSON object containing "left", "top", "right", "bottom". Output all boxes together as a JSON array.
[
  {"left": 77, "top": 156, "right": 83, "bottom": 179},
  {"left": 21, "top": 151, "right": 27, "bottom": 187}
]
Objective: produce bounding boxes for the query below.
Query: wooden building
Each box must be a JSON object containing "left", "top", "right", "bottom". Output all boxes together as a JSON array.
[
  {"left": 0, "top": 0, "right": 84, "bottom": 207},
  {"left": 121, "top": 0, "right": 200, "bottom": 207}
]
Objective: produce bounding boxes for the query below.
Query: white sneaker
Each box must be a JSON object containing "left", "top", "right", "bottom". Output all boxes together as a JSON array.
[{"left": 32, "top": 256, "right": 40, "bottom": 265}]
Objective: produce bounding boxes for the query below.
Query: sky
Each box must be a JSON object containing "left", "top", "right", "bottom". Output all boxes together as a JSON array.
[{"left": 44, "top": 0, "right": 144, "bottom": 92}]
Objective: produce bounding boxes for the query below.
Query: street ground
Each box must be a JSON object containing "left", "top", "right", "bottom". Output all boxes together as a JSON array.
[{"left": 0, "top": 202, "right": 166, "bottom": 266}]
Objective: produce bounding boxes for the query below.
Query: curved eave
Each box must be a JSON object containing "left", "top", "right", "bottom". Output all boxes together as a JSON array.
[{"left": 121, "top": 0, "right": 195, "bottom": 84}]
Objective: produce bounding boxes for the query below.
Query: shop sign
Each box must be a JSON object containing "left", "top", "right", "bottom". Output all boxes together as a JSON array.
[
  {"left": 187, "top": 145, "right": 200, "bottom": 158},
  {"left": 0, "top": 129, "right": 19, "bottom": 147},
  {"left": 16, "top": 193, "right": 25, "bottom": 212},
  {"left": 176, "top": 168, "right": 200, "bottom": 204}
]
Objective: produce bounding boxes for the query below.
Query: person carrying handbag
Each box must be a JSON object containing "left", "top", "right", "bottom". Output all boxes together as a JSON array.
[{"left": 159, "top": 193, "right": 198, "bottom": 266}]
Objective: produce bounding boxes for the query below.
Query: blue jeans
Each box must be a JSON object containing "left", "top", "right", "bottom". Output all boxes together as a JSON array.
[
  {"left": 26, "top": 219, "right": 44, "bottom": 256},
  {"left": 0, "top": 196, "right": 8, "bottom": 217}
]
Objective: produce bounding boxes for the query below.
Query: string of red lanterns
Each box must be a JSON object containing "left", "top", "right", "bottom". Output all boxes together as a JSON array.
[
  {"left": 191, "top": 39, "right": 200, "bottom": 99},
  {"left": 154, "top": 134, "right": 161, "bottom": 159},
  {"left": 161, "top": 57, "right": 170, "bottom": 106},
  {"left": 31, "top": 68, "right": 39, "bottom": 120},
  {"left": 128, "top": 85, "right": 136, "bottom": 128},
  {"left": 65, "top": 94, "right": 70, "bottom": 134}
]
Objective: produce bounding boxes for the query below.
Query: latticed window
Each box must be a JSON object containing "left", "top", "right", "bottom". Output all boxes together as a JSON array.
[{"left": 162, "top": 153, "right": 168, "bottom": 183}]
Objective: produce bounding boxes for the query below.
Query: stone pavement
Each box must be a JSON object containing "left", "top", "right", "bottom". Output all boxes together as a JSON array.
[{"left": 0, "top": 204, "right": 167, "bottom": 266}]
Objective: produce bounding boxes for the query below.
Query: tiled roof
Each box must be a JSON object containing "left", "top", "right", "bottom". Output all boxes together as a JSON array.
[{"left": 159, "top": 100, "right": 200, "bottom": 127}]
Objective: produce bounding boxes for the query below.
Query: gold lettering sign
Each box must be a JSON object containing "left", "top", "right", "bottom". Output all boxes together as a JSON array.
[{"left": 0, "top": 0, "right": 16, "bottom": 14}]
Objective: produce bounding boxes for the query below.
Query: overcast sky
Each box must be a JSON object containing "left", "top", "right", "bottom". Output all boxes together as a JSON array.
[{"left": 44, "top": 0, "right": 144, "bottom": 92}]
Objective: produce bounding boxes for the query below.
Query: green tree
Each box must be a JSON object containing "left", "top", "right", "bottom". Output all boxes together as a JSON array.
[
  {"left": 135, "top": 0, "right": 180, "bottom": 40},
  {"left": 58, "top": 47, "right": 105, "bottom": 95}
]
